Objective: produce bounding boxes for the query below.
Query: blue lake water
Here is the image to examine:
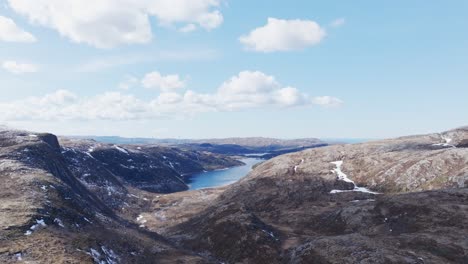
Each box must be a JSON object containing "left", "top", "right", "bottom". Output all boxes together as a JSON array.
[{"left": 186, "top": 158, "right": 263, "bottom": 190}]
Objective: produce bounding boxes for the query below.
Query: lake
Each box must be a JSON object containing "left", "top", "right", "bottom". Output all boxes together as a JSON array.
[{"left": 186, "top": 158, "right": 263, "bottom": 190}]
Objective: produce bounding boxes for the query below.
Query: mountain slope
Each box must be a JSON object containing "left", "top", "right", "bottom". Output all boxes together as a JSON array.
[
  {"left": 143, "top": 127, "right": 468, "bottom": 263},
  {"left": 0, "top": 129, "right": 241, "bottom": 263},
  {"left": 2, "top": 127, "right": 467, "bottom": 263}
]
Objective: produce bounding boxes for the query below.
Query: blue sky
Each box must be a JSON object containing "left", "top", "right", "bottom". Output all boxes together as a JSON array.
[{"left": 0, "top": 0, "right": 467, "bottom": 139}]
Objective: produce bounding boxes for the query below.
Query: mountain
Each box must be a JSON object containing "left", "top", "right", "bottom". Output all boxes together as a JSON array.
[
  {"left": 73, "top": 136, "right": 328, "bottom": 157},
  {"left": 60, "top": 137, "right": 242, "bottom": 193},
  {"left": 1, "top": 127, "right": 467, "bottom": 263},
  {"left": 139, "top": 127, "right": 468, "bottom": 263},
  {"left": 0, "top": 129, "right": 241, "bottom": 263}
]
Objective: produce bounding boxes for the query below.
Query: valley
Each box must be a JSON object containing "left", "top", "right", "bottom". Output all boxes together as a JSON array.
[{"left": 0, "top": 127, "right": 467, "bottom": 263}]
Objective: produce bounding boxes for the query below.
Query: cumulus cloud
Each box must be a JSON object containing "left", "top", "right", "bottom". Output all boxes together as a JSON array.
[
  {"left": 240, "top": 18, "right": 326, "bottom": 52},
  {"left": 148, "top": 0, "right": 223, "bottom": 30},
  {"left": 215, "top": 71, "right": 308, "bottom": 110},
  {"left": 142, "top": 71, "right": 186, "bottom": 91},
  {"left": 7, "top": 0, "right": 223, "bottom": 48},
  {"left": 2, "top": 60, "right": 38, "bottom": 74},
  {"left": 0, "top": 71, "right": 343, "bottom": 121},
  {"left": 0, "top": 15, "right": 36, "bottom": 43}
]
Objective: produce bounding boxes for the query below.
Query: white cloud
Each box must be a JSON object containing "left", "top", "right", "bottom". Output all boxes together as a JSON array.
[
  {"left": 7, "top": 0, "right": 223, "bottom": 48},
  {"left": 142, "top": 71, "right": 186, "bottom": 91},
  {"left": 240, "top": 18, "right": 326, "bottom": 52},
  {"left": 0, "top": 71, "right": 343, "bottom": 121},
  {"left": 148, "top": 0, "right": 223, "bottom": 30},
  {"left": 312, "top": 96, "right": 343, "bottom": 108},
  {"left": 216, "top": 71, "right": 308, "bottom": 110},
  {"left": 330, "top": 18, "right": 345, "bottom": 28},
  {"left": 0, "top": 15, "right": 36, "bottom": 42},
  {"left": 2, "top": 60, "right": 38, "bottom": 74}
]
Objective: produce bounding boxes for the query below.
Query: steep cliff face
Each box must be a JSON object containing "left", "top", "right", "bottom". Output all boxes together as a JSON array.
[
  {"left": 60, "top": 138, "right": 243, "bottom": 198},
  {"left": 151, "top": 128, "right": 468, "bottom": 264}
]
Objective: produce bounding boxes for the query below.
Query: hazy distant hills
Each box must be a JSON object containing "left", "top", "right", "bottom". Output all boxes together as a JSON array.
[
  {"left": 71, "top": 136, "right": 329, "bottom": 157},
  {"left": 71, "top": 135, "right": 323, "bottom": 146}
]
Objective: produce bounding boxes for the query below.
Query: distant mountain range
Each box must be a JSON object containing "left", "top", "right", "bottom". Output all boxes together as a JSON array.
[
  {"left": 69, "top": 136, "right": 329, "bottom": 157},
  {"left": 70, "top": 135, "right": 324, "bottom": 146}
]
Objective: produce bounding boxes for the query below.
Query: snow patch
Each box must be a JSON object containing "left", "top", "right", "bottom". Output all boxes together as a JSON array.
[
  {"left": 101, "top": 246, "right": 119, "bottom": 264},
  {"left": 54, "top": 218, "right": 65, "bottom": 228},
  {"left": 113, "top": 145, "right": 129, "bottom": 154},
  {"left": 329, "top": 161, "right": 379, "bottom": 194},
  {"left": 89, "top": 246, "right": 119, "bottom": 264},
  {"left": 85, "top": 152, "right": 95, "bottom": 159},
  {"left": 293, "top": 159, "right": 304, "bottom": 173},
  {"left": 25, "top": 219, "right": 47, "bottom": 235},
  {"left": 136, "top": 214, "right": 147, "bottom": 227},
  {"left": 432, "top": 134, "right": 456, "bottom": 148}
]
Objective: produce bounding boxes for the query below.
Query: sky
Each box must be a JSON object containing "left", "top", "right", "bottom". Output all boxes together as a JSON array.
[{"left": 0, "top": 0, "right": 467, "bottom": 139}]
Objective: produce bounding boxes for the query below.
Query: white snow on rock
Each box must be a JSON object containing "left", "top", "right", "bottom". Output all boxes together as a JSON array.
[
  {"left": 293, "top": 159, "right": 304, "bottom": 173},
  {"left": 137, "top": 216, "right": 147, "bottom": 227},
  {"left": 329, "top": 161, "right": 379, "bottom": 194},
  {"left": 25, "top": 219, "right": 47, "bottom": 235},
  {"left": 54, "top": 218, "right": 65, "bottom": 228},
  {"left": 89, "top": 248, "right": 101, "bottom": 263},
  {"left": 432, "top": 134, "right": 456, "bottom": 148},
  {"left": 101, "top": 246, "right": 119, "bottom": 264},
  {"left": 168, "top": 161, "right": 175, "bottom": 169},
  {"left": 89, "top": 246, "right": 119, "bottom": 264},
  {"left": 113, "top": 145, "right": 129, "bottom": 154},
  {"left": 136, "top": 214, "right": 147, "bottom": 227}
]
